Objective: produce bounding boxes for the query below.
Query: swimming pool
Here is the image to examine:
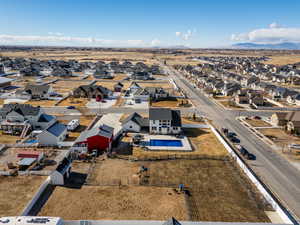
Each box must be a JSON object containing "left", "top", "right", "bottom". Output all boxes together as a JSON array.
[
  {"left": 25, "top": 139, "right": 38, "bottom": 144},
  {"left": 149, "top": 139, "right": 183, "bottom": 147}
]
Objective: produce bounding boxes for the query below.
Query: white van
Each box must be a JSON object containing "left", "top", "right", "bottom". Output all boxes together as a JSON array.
[{"left": 67, "top": 119, "right": 79, "bottom": 131}]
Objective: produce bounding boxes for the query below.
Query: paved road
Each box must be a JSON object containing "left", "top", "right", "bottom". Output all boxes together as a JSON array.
[{"left": 164, "top": 65, "right": 300, "bottom": 221}]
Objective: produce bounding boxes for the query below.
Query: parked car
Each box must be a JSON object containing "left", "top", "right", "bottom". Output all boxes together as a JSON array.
[
  {"left": 67, "top": 106, "right": 76, "bottom": 109},
  {"left": 246, "top": 153, "right": 256, "bottom": 160},
  {"left": 229, "top": 136, "right": 240, "bottom": 143}
]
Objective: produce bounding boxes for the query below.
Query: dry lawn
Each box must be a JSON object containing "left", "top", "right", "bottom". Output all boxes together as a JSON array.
[
  {"left": 218, "top": 100, "right": 243, "bottom": 109},
  {"left": 260, "top": 128, "right": 300, "bottom": 147},
  {"left": 138, "top": 82, "right": 173, "bottom": 89},
  {"left": 245, "top": 119, "right": 271, "bottom": 127},
  {"left": 131, "top": 128, "right": 228, "bottom": 159},
  {"left": 0, "top": 131, "right": 22, "bottom": 144},
  {"left": 61, "top": 158, "right": 269, "bottom": 222},
  {"left": 58, "top": 97, "right": 88, "bottom": 107},
  {"left": 96, "top": 81, "right": 130, "bottom": 90},
  {"left": 151, "top": 99, "right": 180, "bottom": 107},
  {"left": 0, "top": 176, "right": 45, "bottom": 217},
  {"left": 144, "top": 160, "right": 270, "bottom": 222},
  {"left": 26, "top": 100, "right": 57, "bottom": 107},
  {"left": 39, "top": 185, "right": 188, "bottom": 221},
  {"left": 52, "top": 80, "right": 90, "bottom": 94},
  {"left": 264, "top": 55, "right": 300, "bottom": 66}
]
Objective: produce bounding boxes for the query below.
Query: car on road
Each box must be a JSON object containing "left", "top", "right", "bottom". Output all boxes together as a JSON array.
[
  {"left": 67, "top": 106, "right": 76, "bottom": 109},
  {"left": 229, "top": 136, "right": 240, "bottom": 143}
]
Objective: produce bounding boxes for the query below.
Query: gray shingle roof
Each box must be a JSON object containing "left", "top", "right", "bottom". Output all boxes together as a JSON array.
[
  {"left": 122, "top": 112, "right": 149, "bottom": 127},
  {"left": 0, "top": 103, "right": 41, "bottom": 117}
]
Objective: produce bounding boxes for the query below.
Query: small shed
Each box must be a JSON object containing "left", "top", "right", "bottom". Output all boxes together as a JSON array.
[{"left": 17, "top": 150, "right": 44, "bottom": 161}]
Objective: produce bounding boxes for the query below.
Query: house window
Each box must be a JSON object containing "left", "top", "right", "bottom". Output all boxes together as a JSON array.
[
  {"left": 152, "top": 127, "right": 157, "bottom": 130},
  {"left": 129, "top": 125, "right": 133, "bottom": 128},
  {"left": 159, "top": 127, "right": 162, "bottom": 132}
]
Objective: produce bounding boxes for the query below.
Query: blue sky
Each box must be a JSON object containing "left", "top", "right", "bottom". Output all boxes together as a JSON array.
[{"left": 0, "top": 0, "right": 300, "bottom": 47}]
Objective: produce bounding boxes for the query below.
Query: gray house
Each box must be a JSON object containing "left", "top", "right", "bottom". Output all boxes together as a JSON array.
[{"left": 37, "top": 122, "right": 67, "bottom": 146}]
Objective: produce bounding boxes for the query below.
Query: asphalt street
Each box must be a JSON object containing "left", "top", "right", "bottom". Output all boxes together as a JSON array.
[{"left": 164, "top": 65, "right": 300, "bottom": 221}]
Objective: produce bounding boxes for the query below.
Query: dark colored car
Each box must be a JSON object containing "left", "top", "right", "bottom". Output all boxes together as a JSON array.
[
  {"left": 67, "top": 106, "right": 76, "bottom": 109},
  {"left": 247, "top": 153, "right": 256, "bottom": 160},
  {"left": 229, "top": 136, "right": 240, "bottom": 143}
]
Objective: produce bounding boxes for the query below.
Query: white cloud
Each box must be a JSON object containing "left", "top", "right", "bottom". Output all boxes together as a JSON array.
[
  {"left": 150, "top": 38, "right": 161, "bottom": 46},
  {"left": 48, "top": 32, "right": 63, "bottom": 36},
  {"left": 0, "top": 34, "right": 146, "bottom": 47},
  {"left": 231, "top": 23, "right": 300, "bottom": 44},
  {"left": 175, "top": 29, "right": 196, "bottom": 41}
]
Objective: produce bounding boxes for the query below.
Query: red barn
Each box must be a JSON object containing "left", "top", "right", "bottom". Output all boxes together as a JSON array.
[{"left": 75, "top": 124, "right": 114, "bottom": 152}]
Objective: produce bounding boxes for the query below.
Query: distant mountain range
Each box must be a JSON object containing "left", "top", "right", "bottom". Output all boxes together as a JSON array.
[{"left": 232, "top": 42, "right": 300, "bottom": 50}]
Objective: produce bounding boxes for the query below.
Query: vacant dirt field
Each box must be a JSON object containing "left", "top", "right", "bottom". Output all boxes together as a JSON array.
[
  {"left": 0, "top": 176, "right": 45, "bottom": 217},
  {"left": 39, "top": 185, "right": 187, "bottom": 221},
  {"left": 245, "top": 119, "right": 271, "bottom": 127},
  {"left": 138, "top": 82, "right": 173, "bottom": 89},
  {"left": 264, "top": 55, "right": 300, "bottom": 65},
  {"left": 151, "top": 99, "right": 180, "bottom": 107}
]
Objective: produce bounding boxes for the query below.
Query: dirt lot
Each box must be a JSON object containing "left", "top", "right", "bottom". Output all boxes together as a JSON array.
[
  {"left": 151, "top": 98, "right": 182, "bottom": 108},
  {"left": 39, "top": 185, "right": 187, "bottom": 221},
  {"left": 52, "top": 158, "right": 270, "bottom": 222},
  {"left": 138, "top": 82, "right": 173, "bottom": 89},
  {"left": 0, "top": 175, "right": 45, "bottom": 217},
  {"left": 245, "top": 119, "right": 271, "bottom": 127}
]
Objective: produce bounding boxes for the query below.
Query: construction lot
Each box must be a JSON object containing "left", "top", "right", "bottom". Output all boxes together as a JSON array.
[
  {"left": 38, "top": 158, "right": 270, "bottom": 222},
  {"left": 0, "top": 175, "right": 45, "bottom": 217}
]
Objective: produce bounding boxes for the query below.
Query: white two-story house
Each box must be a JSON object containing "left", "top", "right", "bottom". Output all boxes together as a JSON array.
[{"left": 149, "top": 108, "right": 181, "bottom": 135}]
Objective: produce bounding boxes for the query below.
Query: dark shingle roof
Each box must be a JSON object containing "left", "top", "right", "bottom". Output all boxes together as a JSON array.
[
  {"left": 46, "top": 122, "right": 66, "bottom": 137},
  {"left": 122, "top": 112, "right": 149, "bottom": 127},
  {"left": 149, "top": 108, "right": 181, "bottom": 127},
  {"left": 0, "top": 103, "right": 41, "bottom": 117}
]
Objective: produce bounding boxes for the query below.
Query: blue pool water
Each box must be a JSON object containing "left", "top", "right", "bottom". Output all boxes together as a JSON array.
[
  {"left": 25, "top": 139, "right": 38, "bottom": 144},
  {"left": 149, "top": 139, "right": 183, "bottom": 147}
]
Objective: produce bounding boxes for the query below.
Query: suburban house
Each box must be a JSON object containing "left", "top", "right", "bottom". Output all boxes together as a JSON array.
[
  {"left": 287, "top": 93, "right": 300, "bottom": 105},
  {"left": 0, "top": 104, "right": 56, "bottom": 135},
  {"left": 131, "top": 71, "right": 151, "bottom": 80},
  {"left": 121, "top": 112, "right": 149, "bottom": 132},
  {"left": 285, "top": 112, "right": 300, "bottom": 134},
  {"left": 270, "top": 112, "right": 288, "bottom": 127},
  {"left": 37, "top": 122, "right": 67, "bottom": 146},
  {"left": 149, "top": 108, "right": 182, "bottom": 135},
  {"left": 93, "top": 69, "right": 113, "bottom": 79},
  {"left": 133, "top": 87, "right": 169, "bottom": 102},
  {"left": 74, "top": 124, "right": 114, "bottom": 153},
  {"left": 73, "top": 85, "right": 112, "bottom": 99},
  {"left": 15, "top": 84, "right": 52, "bottom": 100},
  {"left": 114, "top": 82, "right": 124, "bottom": 92}
]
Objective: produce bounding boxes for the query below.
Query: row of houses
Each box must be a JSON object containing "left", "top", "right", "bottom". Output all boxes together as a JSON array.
[
  {"left": 176, "top": 62, "right": 300, "bottom": 106},
  {"left": 0, "top": 56, "right": 163, "bottom": 79}
]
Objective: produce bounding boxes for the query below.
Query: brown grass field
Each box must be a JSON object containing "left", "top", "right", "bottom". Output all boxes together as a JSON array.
[
  {"left": 51, "top": 80, "right": 90, "bottom": 94},
  {"left": 245, "top": 119, "right": 271, "bottom": 127},
  {"left": 0, "top": 131, "right": 22, "bottom": 144},
  {"left": 48, "top": 158, "right": 270, "bottom": 222},
  {"left": 260, "top": 128, "right": 300, "bottom": 147},
  {"left": 0, "top": 176, "right": 45, "bottom": 217},
  {"left": 39, "top": 185, "right": 188, "bottom": 221},
  {"left": 58, "top": 97, "right": 88, "bottom": 107},
  {"left": 26, "top": 100, "right": 57, "bottom": 107}
]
